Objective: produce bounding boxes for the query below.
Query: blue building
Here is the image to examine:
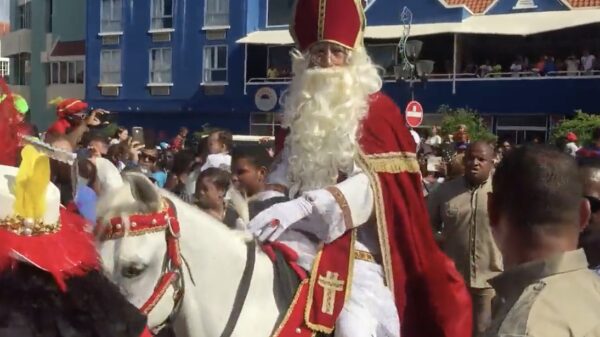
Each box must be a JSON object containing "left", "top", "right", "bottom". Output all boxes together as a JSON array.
[{"left": 85, "top": 0, "right": 600, "bottom": 143}]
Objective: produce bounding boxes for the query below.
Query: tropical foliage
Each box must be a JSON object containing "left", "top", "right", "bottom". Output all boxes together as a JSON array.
[
  {"left": 550, "top": 111, "right": 600, "bottom": 146},
  {"left": 438, "top": 105, "right": 497, "bottom": 143}
]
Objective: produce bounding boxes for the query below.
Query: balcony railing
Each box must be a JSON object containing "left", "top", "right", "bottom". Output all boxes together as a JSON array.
[{"left": 246, "top": 70, "right": 600, "bottom": 85}]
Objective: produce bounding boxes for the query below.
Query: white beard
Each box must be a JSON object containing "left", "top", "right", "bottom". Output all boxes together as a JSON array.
[{"left": 282, "top": 48, "right": 382, "bottom": 196}]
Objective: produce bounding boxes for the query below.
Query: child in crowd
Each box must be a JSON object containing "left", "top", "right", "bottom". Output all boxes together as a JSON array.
[
  {"left": 194, "top": 167, "right": 232, "bottom": 222},
  {"left": 453, "top": 124, "right": 470, "bottom": 145},
  {"left": 231, "top": 146, "right": 288, "bottom": 220},
  {"left": 201, "top": 129, "right": 233, "bottom": 171}
]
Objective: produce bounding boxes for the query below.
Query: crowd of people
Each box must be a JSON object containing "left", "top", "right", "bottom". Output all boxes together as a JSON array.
[
  {"left": 1, "top": 0, "right": 600, "bottom": 336},
  {"left": 460, "top": 50, "right": 599, "bottom": 77}
]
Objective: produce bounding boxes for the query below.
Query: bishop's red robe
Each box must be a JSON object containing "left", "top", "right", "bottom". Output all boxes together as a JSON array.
[{"left": 275, "top": 92, "right": 472, "bottom": 337}]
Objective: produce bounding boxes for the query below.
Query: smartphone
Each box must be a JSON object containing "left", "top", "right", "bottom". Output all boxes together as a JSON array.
[{"left": 132, "top": 127, "right": 145, "bottom": 145}]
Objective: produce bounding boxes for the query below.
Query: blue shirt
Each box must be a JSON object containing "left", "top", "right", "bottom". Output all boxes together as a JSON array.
[
  {"left": 75, "top": 185, "right": 97, "bottom": 224},
  {"left": 152, "top": 170, "right": 168, "bottom": 188}
]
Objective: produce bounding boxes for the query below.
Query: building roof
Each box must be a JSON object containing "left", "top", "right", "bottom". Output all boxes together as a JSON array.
[
  {"left": 567, "top": 0, "right": 600, "bottom": 7},
  {"left": 238, "top": 8, "right": 600, "bottom": 44},
  {"left": 444, "top": 0, "right": 495, "bottom": 13},
  {"left": 51, "top": 40, "right": 85, "bottom": 57}
]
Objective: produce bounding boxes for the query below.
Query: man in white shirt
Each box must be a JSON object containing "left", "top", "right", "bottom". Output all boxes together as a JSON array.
[{"left": 581, "top": 50, "right": 596, "bottom": 74}]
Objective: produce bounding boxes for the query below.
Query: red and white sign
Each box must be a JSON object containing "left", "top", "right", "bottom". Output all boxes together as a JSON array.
[{"left": 405, "top": 100, "right": 424, "bottom": 128}]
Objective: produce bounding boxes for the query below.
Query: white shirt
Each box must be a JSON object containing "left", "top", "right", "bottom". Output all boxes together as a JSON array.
[
  {"left": 410, "top": 130, "right": 421, "bottom": 151},
  {"left": 565, "top": 142, "right": 579, "bottom": 157},
  {"left": 200, "top": 153, "right": 232, "bottom": 172},
  {"left": 582, "top": 55, "right": 596, "bottom": 71},
  {"left": 425, "top": 135, "right": 442, "bottom": 146}
]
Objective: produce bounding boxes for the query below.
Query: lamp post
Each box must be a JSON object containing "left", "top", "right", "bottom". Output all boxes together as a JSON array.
[{"left": 395, "top": 7, "right": 435, "bottom": 84}]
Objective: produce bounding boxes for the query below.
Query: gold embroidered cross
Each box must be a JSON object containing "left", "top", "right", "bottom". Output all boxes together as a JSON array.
[{"left": 317, "top": 271, "right": 345, "bottom": 315}]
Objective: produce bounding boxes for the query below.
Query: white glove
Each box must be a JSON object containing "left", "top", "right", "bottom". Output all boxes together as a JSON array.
[{"left": 247, "top": 197, "right": 314, "bottom": 242}]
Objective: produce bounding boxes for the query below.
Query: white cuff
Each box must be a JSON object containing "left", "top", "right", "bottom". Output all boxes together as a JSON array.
[{"left": 303, "top": 173, "right": 374, "bottom": 243}]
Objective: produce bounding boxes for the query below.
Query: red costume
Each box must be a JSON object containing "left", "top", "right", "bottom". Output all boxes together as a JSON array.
[
  {"left": 0, "top": 81, "right": 153, "bottom": 337},
  {"left": 273, "top": 1, "right": 472, "bottom": 336},
  {"left": 47, "top": 98, "right": 89, "bottom": 135}
]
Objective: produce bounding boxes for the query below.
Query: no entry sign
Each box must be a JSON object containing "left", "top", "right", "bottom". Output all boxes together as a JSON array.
[{"left": 405, "top": 100, "right": 424, "bottom": 128}]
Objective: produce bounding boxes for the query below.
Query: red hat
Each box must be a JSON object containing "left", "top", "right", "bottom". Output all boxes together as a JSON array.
[
  {"left": 0, "top": 82, "right": 98, "bottom": 292},
  {"left": 290, "top": 0, "right": 366, "bottom": 52},
  {"left": 52, "top": 98, "right": 88, "bottom": 118},
  {"left": 566, "top": 132, "right": 577, "bottom": 142}
]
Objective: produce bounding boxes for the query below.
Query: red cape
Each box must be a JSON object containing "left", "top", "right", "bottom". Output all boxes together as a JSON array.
[
  {"left": 274, "top": 92, "right": 472, "bottom": 337},
  {"left": 358, "top": 92, "right": 472, "bottom": 337}
]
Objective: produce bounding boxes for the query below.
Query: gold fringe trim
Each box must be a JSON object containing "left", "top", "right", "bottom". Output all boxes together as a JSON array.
[
  {"left": 271, "top": 279, "right": 310, "bottom": 337},
  {"left": 363, "top": 152, "right": 420, "bottom": 174}
]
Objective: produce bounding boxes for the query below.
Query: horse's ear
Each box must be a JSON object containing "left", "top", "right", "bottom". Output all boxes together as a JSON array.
[{"left": 123, "top": 173, "right": 162, "bottom": 212}]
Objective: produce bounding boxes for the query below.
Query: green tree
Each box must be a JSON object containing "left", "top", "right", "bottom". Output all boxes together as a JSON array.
[
  {"left": 550, "top": 111, "right": 600, "bottom": 147},
  {"left": 438, "top": 105, "right": 497, "bottom": 144}
]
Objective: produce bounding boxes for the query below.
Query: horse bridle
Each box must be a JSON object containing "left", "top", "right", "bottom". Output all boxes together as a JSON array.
[{"left": 100, "top": 198, "right": 184, "bottom": 334}]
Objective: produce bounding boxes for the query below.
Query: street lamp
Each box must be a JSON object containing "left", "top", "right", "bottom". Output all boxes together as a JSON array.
[{"left": 395, "top": 7, "right": 435, "bottom": 83}]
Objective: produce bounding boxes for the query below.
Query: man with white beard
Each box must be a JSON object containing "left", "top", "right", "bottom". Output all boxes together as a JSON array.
[{"left": 248, "top": 1, "right": 472, "bottom": 337}]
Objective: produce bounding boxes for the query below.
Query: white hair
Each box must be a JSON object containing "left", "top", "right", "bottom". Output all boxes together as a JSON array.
[{"left": 281, "top": 47, "right": 382, "bottom": 196}]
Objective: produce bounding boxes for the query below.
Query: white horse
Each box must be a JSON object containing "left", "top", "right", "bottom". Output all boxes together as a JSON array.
[{"left": 96, "top": 173, "right": 281, "bottom": 337}]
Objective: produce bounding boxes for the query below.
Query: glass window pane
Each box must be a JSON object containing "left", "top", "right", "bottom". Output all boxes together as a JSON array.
[
  {"left": 59, "top": 62, "right": 67, "bottom": 84},
  {"left": 211, "top": 69, "right": 227, "bottom": 82},
  {"left": 51, "top": 62, "right": 59, "bottom": 84},
  {"left": 76, "top": 60, "right": 84, "bottom": 83},
  {"left": 68, "top": 62, "right": 76, "bottom": 83},
  {"left": 217, "top": 47, "right": 227, "bottom": 68},
  {"left": 165, "top": 0, "right": 173, "bottom": 15},
  {"left": 267, "top": 0, "right": 294, "bottom": 26},
  {"left": 164, "top": 49, "right": 172, "bottom": 67}
]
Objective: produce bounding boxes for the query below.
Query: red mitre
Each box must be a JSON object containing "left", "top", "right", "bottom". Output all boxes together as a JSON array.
[
  {"left": 56, "top": 98, "right": 88, "bottom": 118},
  {"left": 290, "top": 0, "right": 366, "bottom": 52}
]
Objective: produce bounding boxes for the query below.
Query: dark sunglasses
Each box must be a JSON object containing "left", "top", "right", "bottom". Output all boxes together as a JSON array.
[
  {"left": 140, "top": 153, "right": 157, "bottom": 162},
  {"left": 585, "top": 196, "right": 600, "bottom": 213}
]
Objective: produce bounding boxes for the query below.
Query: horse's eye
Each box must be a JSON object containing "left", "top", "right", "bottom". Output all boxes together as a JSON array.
[{"left": 121, "top": 263, "right": 147, "bottom": 278}]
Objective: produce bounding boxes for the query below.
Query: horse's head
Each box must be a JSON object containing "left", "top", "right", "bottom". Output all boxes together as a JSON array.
[{"left": 97, "top": 172, "right": 176, "bottom": 329}]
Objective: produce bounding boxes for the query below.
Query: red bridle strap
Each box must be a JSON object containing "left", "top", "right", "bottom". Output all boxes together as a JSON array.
[{"left": 102, "top": 200, "right": 183, "bottom": 321}]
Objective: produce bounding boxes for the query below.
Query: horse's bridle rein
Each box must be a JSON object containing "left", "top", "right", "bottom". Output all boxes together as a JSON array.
[{"left": 100, "top": 198, "right": 184, "bottom": 334}]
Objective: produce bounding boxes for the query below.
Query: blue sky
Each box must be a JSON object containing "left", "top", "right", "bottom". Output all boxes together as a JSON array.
[{"left": 0, "top": 0, "right": 9, "bottom": 22}]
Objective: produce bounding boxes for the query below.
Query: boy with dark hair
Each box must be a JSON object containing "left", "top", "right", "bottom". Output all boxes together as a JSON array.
[
  {"left": 231, "top": 146, "right": 287, "bottom": 221},
  {"left": 485, "top": 145, "right": 600, "bottom": 337},
  {"left": 194, "top": 167, "right": 232, "bottom": 222}
]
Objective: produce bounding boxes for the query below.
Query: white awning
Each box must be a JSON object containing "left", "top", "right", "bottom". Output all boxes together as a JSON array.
[{"left": 236, "top": 9, "right": 600, "bottom": 45}]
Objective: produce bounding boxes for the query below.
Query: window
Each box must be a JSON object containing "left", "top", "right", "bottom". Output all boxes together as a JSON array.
[
  {"left": 0, "top": 58, "right": 9, "bottom": 77},
  {"left": 76, "top": 60, "right": 85, "bottom": 83},
  {"left": 48, "top": 61, "right": 85, "bottom": 84},
  {"left": 8, "top": 53, "right": 30, "bottom": 85},
  {"left": 203, "top": 46, "right": 228, "bottom": 84},
  {"left": 149, "top": 48, "right": 172, "bottom": 84},
  {"left": 366, "top": 44, "right": 398, "bottom": 77},
  {"left": 46, "top": 0, "right": 53, "bottom": 32},
  {"left": 204, "top": 0, "right": 229, "bottom": 27},
  {"left": 267, "top": 46, "right": 292, "bottom": 78},
  {"left": 17, "top": 2, "right": 32, "bottom": 29},
  {"left": 101, "top": 0, "right": 122, "bottom": 33},
  {"left": 100, "top": 50, "right": 121, "bottom": 84},
  {"left": 151, "top": 0, "right": 174, "bottom": 30},
  {"left": 267, "top": 0, "right": 294, "bottom": 26}
]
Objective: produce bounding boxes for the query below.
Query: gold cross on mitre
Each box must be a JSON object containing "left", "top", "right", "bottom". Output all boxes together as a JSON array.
[{"left": 317, "top": 271, "right": 345, "bottom": 315}]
